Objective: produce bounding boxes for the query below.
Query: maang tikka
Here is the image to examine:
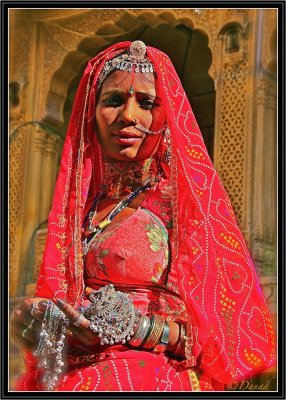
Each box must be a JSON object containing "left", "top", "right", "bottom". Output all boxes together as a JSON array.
[{"left": 98, "top": 40, "right": 154, "bottom": 91}]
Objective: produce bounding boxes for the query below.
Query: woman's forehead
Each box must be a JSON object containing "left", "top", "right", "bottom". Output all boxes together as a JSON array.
[{"left": 100, "top": 70, "right": 156, "bottom": 95}]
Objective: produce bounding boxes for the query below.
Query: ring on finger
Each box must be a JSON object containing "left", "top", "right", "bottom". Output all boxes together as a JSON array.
[
  {"left": 73, "top": 314, "right": 85, "bottom": 327},
  {"left": 28, "top": 318, "right": 36, "bottom": 331},
  {"left": 66, "top": 328, "right": 75, "bottom": 338},
  {"left": 31, "top": 302, "right": 40, "bottom": 318},
  {"left": 21, "top": 327, "right": 30, "bottom": 339}
]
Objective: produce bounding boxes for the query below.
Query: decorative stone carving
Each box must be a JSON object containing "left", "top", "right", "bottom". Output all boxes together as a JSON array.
[
  {"left": 260, "top": 10, "right": 277, "bottom": 74},
  {"left": 256, "top": 76, "right": 277, "bottom": 110},
  {"left": 9, "top": 127, "right": 26, "bottom": 296},
  {"left": 252, "top": 236, "right": 276, "bottom": 277},
  {"left": 224, "top": 25, "right": 242, "bottom": 53},
  {"left": 260, "top": 276, "right": 277, "bottom": 316},
  {"left": 215, "top": 59, "right": 248, "bottom": 226}
]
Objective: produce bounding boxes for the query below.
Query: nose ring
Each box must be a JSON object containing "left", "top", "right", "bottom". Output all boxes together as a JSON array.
[{"left": 134, "top": 118, "right": 137, "bottom": 124}]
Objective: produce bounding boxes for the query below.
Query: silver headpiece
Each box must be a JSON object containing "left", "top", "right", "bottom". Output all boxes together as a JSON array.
[{"left": 98, "top": 40, "right": 154, "bottom": 89}]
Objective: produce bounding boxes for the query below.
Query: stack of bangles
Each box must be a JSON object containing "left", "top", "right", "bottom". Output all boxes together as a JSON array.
[
  {"left": 128, "top": 314, "right": 186, "bottom": 357},
  {"left": 129, "top": 314, "right": 187, "bottom": 358},
  {"left": 129, "top": 314, "right": 168, "bottom": 352},
  {"left": 83, "top": 284, "right": 187, "bottom": 356}
]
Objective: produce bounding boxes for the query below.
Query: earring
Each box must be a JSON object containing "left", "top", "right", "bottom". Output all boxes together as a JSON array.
[{"left": 162, "top": 127, "right": 171, "bottom": 165}]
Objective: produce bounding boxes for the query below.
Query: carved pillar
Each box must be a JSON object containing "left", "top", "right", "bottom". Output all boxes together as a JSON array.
[
  {"left": 18, "top": 125, "right": 46, "bottom": 294},
  {"left": 24, "top": 128, "right": 63, "bottom": 296},
  {"left": 249, "top": 9, "right": 277, "bottom": 325},
  {"left": 214, "top": 20, "right": 248, "bottom": 232},
  {"left": 39, "top": 134, "right": 62, "bottom": 222},
  {"left": 251, "top": 75, "right": 276, "bottom": 277},
  {"left": 9, "top": 128, "right": 28, "bottom": 296}
]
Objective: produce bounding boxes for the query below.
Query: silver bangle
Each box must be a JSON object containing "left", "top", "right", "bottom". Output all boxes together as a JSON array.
[
  {"left": 153, "top": 321, "right": 170, "bottom": 353},
  {"left": 129, "top": 315, "right": 151, "bottom": 348}
]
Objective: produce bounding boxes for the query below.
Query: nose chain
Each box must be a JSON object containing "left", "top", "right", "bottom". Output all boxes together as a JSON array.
[{"left": 134, "top": 123, "right": 165, "bottom": 136}]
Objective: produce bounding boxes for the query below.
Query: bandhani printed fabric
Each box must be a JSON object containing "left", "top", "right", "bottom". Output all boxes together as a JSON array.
[
  {"left": 17, "top": 348, "right": 217, "bottom": 391},
  {"left": 15, "top": 41, "right": 275, "bottom": 391}
]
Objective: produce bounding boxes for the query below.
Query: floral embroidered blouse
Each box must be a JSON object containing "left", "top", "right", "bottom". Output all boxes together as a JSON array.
[{"left": 84, "top": 179, "right": 188, "bottom": 322}]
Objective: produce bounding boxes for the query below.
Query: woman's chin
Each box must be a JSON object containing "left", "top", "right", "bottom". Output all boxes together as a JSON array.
[
  {"left": 106, "top": 148, "right": 143, "bottom": 162},
  {"left": 103, "top": 144, "right": 157, "bottom": 162}
]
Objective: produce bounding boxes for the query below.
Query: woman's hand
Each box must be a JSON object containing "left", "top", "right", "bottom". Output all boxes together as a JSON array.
[
  {"left": 52, "top": 298, "right": 100, "bottom": 347},
  {"left": 10, "top": 297, "right": 100, "bottom": 352},
  {"left": 10, "top": 297, "right": 48, "bottom": 351}
]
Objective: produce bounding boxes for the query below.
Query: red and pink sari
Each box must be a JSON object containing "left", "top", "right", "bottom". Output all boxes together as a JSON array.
[{"left": 15, "top": 42, "right": 276, "bottom": 392}]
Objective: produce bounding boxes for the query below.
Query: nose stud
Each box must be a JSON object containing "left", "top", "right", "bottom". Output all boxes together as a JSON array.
[{"left": 129, "top": 85, "right": 134, "bottom": 95}]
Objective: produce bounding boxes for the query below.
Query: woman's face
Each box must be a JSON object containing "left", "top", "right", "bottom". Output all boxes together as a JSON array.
[{"left": 95, "top": 70, "right": 165, "bottom": 162}]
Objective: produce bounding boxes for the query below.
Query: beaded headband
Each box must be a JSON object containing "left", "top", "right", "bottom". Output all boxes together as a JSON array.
[{"left": 98, "top": 40, "right": 155, "bottom": 90}]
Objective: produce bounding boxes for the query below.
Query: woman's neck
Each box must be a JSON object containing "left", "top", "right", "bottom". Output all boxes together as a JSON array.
[{"left": 101, "top": 158, "right": 156, "bottom": 200}]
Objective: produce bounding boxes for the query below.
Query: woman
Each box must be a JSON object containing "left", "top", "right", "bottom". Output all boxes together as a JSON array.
[{"left": 11, "top": 41, "right": 276, "bottom": 392}]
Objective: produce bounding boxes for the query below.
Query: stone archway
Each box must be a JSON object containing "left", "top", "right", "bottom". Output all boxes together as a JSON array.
[{"left": 44, "top": 11, "right": 216, "bottom": 158}]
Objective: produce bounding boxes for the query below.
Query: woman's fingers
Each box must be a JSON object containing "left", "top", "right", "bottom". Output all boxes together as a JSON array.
[
  {"left": 11, "top": 319, "right": 37, "bottom": 347},
  {"left": 14, "top": 299, "right": 47, "bottom": 326},
  {"left": 85, "top": 286, "right": 97, "bottom": 299},
  {"left": 12, "top": 309, "right": 42, "bottom": 333},
  {"left": 10, "top": 297, "right": 52, "bottom": 353},
  {"left": 20, "top": 325, "right": 37, "bottom": 343},
  {"left": 29, "top": 301, "right": 47, "bottom": 319},
  {"left": 52, "top": 298, "right": 90, "bottom": 329},
  {"left": 52, "top": 298, "right": 99, "bottom": 346},
  {"left": 19, "top": 298, "right": 47, "bottom": 314},
  {"left": 12, "top": 330, "right": 35, "bottom": 350}
]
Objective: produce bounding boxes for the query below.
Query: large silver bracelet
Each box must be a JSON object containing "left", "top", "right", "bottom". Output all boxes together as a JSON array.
[{"left": 83, "top": 284, "right": 141, "bottom": 345}]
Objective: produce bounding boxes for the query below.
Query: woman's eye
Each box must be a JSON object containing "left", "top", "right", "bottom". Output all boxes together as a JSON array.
[
  {"left": 103, "top": 95, "right": 123, "bottom": 107},
  {"left": 140, "top": 100, "right": 155, "bottom": 110}
]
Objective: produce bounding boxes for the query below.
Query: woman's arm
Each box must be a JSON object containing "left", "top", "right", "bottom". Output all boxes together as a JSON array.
[
  {"left": 54, "top": 294, "right": 181, "bottom": 355},
  {"left": 10, "top": 293, "right": 181, "bottom": 356},
  {"left": 166, "top": 321, "right": 180, "bottom": 352}
]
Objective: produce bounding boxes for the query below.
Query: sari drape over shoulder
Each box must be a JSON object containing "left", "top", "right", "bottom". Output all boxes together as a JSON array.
[{"left": 15, "top": 41, "right": 275, "bottom": 392}]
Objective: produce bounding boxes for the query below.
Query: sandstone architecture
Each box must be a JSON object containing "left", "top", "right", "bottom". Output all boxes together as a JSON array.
[{"left": 9, "top": 8, "right": 277, "bottom": 390}]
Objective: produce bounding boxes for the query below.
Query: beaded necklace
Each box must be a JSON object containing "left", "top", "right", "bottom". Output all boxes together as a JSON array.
[
  {"left": 82, "top": 177, "right": 152, "bottom": 255},
  {"left": 102, "top": 157, "right": 154, "bottom": 200}
]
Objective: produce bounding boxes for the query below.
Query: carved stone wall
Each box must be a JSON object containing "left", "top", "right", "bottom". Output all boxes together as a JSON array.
[
  {"left": 216, "top": 57, "right": 247, "bottom": 225},
  {"left": 9, "top": 128, "right": 26, "bottom": 295},
  {"left": 9, "top": 122, "right": 63, "bottom": 297}
]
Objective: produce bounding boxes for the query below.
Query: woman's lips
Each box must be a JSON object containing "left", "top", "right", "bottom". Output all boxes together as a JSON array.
[{"left": 112, "top": 130, "right": 143, "bottom": 145}]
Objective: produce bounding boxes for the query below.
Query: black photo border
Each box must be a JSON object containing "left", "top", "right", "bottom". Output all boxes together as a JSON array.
[{"left": 1, "top": 1, "right": 285, "bottom": 399}]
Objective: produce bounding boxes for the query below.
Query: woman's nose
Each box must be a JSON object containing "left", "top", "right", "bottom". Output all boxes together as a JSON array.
[{"left": 118, "top": 98, "right": 137, "bottom": 124}]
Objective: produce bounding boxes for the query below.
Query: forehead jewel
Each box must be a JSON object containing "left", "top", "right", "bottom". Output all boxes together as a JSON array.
[{"left": 98, "top": 40, "right": 154, "bottom": 90}]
